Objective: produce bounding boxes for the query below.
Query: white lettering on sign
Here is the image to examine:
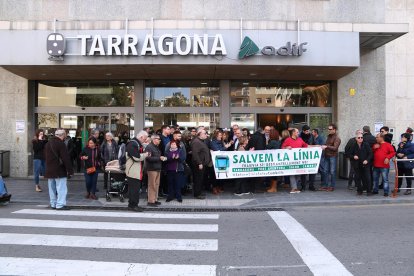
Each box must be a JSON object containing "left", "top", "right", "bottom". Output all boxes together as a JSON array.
[{"left": 76, "top": 34, "right": 226, "bottom": 57}]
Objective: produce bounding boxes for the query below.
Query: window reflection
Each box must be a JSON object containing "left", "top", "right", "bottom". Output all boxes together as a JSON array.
[
  {"left": 145, "top": 85, "right": 220, "bottom": 107},
  {"left": 145, "top": 113, "right": 219, "bottom": 132},
  {"left": 231, "top": 114, "right": 255, "bottom": 132},
  {"left": 37, "top": 82, "right": 134, "bottom": 107},
  {"left": 231, "top": 82, "right": 330, "bottom": 107}
]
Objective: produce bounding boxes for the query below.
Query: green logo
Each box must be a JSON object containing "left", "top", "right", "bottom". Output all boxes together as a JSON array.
[{"left": 238, "top": 36, "right": 260, "bottom": 59}]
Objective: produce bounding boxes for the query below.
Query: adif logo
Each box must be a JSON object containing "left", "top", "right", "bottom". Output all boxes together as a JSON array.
[
  {"left": 238, "top": 36, "right": 308, "bottom": 59},
  {"left": 238, "top": 36, "right": 260, "bottom": 59},
  {"left": 47, "top": 33, "right": 66, "bottom": 61}
]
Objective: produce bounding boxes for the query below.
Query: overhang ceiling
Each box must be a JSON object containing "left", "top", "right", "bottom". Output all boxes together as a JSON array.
[{"left": 1, "top": 64, "right": 357, "bottom": 81}]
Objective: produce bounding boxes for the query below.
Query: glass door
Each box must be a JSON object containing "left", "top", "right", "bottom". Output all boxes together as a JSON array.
[{"left": 60, "top": 114, "right": 109, "bottom": 148}]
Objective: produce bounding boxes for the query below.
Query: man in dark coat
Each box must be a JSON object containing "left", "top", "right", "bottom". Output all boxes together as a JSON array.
[
  {"left": 245, "top": 128, "right": 266, "bottom": 193},
  {"left": 191, "top": 129, "right": 211, "bottom": 199},
  {"left": 44, "top": 129, "right": 74, "bottom": 210}
]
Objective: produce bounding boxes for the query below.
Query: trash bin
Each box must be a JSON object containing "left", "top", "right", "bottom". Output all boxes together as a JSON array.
[
  {"left": 338, "top": 151, "right": 349, "bottom": 179},
  {"left": 0, "top": 150, "right": 10, "bottom": 177}
]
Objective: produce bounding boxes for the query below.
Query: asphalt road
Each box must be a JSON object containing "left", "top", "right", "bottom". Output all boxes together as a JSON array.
[{"left": 0, "top": 203, "right": 413, "bottom": 276}]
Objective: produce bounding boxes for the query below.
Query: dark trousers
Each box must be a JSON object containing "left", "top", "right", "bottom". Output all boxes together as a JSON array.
[
  {"left": 348, "top": 163, "right": 356, "bottom": 186},
  {"left": 354, "top": 163, "right": 371, "bottom": 193},
  {"left": 167, "top": 171, "right": 184, "bottom": 200},
  {"left": 127, "top": 176, "right": 142, "bottom": 207},
  {"left": 234, "top": 179, "right": 248, "bottom": 194},
  {"left": 160, "top": 172, "right": 168, "bottom": 195},
  {"left": 84, "top": 172, "right": 98, "bottom": 194},
  {"left": 398, "top": 167, "right": 413, "bottom": 189},
  {"left": 104, "top": 171, "right": 109, "bottom": 189},
  {"left": 192, "top": 165, "right": 206, "bottom": 197},
  {"left": 248, "top": 177, "right": 260, "bottom": 193}
]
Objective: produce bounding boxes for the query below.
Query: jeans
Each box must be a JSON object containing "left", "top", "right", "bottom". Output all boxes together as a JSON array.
[
  {"left": 323, "top": 157, "right": 337, "bottom": 188},
  {"left": 0, "top": 176, "right": 6, "bottom": 195},
  {"left": 84, "top": 172, "right": 98, "bottom": 194},
  {"left": 373, "top": 167, "right": 390, "bottom": 194},
  {"left": 33, "top": 159, "right": 45, "bottom": 185},
  {"left": 48, "top": 177, "right": 68, "bottom": 208}
]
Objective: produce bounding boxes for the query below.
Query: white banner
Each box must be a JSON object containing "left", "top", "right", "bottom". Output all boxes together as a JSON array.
[{"left": 211, "top": 148, "right": 322, "bottom": 179}]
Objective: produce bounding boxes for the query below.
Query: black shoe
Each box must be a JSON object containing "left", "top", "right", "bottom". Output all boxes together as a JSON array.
[
  {"left": 177, "top": 199, "right": 183, "bottom": 203},
  {"left": 166, "top": 198, "right": 173, "bottom": 202},
  {"left": 147, "top": 202, "right": 158, "bottom": 207},
  {"left": 372, "top": 191, "right": 379, "bottom": 195},
  {"left": 357, "top": 191, "right": 363, "bottom": 195},
  {"left": 384, "top": 193, "right": 389, "bottom": 197},
  {"left": 56, "top": 206, "right": 70, "bottom": 210},
  {"left": 309, "top": 185, "right": 316, "bottom": 191},
  {"left": 49, "top": 205, "right": 56, "bottom": 209},
  {"left": 379, "top": 184, "right": 384, "bottom": 189},
  {"left": 128, "top": 206, "right": 144, "bottom": 212},
  {"left": 155, "top": 201, "right": 162, "bottom": 205},
  {"left": 195, "top": 195, "right": 205, "bottom": 200}
]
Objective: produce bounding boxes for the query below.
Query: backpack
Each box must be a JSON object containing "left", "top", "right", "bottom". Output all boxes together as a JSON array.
[{"left": 118, "top": 140, "right": 139, "bottom": 170}]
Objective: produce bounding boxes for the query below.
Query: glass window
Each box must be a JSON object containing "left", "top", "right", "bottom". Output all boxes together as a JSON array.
[
  {"left": 257, "top": 114, "right": 308, "bottom": 133},
  {"left": 37, "top": 81, "right": 134, "bottom": 107},
  {"left": 231, "top": 114, "right": 255, "bottom": 132},
  {"left": 310, "top": 113, "right": 332, "bottom": 138},
  {"left": 145, "top": 81, "right": 220, "bottom": 107},
  {"left": 231, "top": 82, "right": 331, "bottom": 107},
  {"left": 36, "top": 113, "right": 58, "bottom": 135},
  {"left": 111, "top": 113, "right": 135, "bottom": 139},
  {"left": 145, "top": 113, "right": 219, "bottom": 132}
]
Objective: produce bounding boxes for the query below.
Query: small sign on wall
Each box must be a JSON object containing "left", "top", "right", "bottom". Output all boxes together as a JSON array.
[
  {"left": 374, "top": 122, "right": 384, "bottom": 133},
  {"left": 16, "top": 120, "right": 25, "bottom": 133}
]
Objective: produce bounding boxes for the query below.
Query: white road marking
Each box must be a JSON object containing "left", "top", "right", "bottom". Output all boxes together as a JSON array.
[
  {"left": 0, "top": 218, "right": 218, "bottom": 232},
  {"left": 0, "top": 233, "right": 218, "bottom": 251},
  {"left": 14, "top": 209, "right": 219, "bottom": 219},
  {"left": 224, "top": 265, "right": 307, "bottom": 269},
  {"left": 0, "top": 257, "right": 216, "bottom": 276},
  {"left": 268, "top": 211, "right": 353, "bottom": 276}
]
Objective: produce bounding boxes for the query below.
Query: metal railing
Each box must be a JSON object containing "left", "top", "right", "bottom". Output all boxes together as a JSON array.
[{"left": 392, "top": 158, "right": 414, "bottom": 197}]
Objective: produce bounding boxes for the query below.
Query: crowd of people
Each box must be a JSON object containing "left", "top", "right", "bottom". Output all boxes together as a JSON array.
[{"left": 31, "top": 123, "right": 414, "bottom": 211}]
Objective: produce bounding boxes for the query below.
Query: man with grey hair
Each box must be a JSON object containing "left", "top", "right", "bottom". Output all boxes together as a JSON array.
[
  {"left": 100, "top": 132, "right": 119, "bottom": 189},
  {"left": 125, "top": 130, "right": 149, "bottom": 212},
  {"left": 345, "top": 129, "right": 363, "bottom": 190},
  {"left": 145, "top": 134, "right": 166, "bottom": 207},
  {"left": 44, "top": 129, "right": 74, "bottom": 210}
]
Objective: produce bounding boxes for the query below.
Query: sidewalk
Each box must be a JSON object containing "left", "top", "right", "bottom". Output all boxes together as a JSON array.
[{"left": 3, "top": 173, "right": 414, "bottom": 210}]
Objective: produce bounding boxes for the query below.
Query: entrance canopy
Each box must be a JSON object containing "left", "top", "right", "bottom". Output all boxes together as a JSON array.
[{"left": 0, "top": 24, "right": 408, "bottom": 81}]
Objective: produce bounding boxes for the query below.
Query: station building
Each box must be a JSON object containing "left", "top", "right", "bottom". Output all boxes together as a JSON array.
[{"left": 0, "top": 0, "right": 411, "bottom": 176}]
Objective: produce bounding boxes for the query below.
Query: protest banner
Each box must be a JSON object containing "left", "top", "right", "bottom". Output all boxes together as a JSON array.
[{"left": 211, "top": 147, "right": 322, "bottom": 179}]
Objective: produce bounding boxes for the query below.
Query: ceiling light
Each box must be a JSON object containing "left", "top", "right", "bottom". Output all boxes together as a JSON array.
[
  {"left": 249, "top": 73, "right": 257, "bottom": 76},
  {"left": 201, "top": 82, "right": 208, "bottom": 85},
  {"left": 106, "top": 73, "right": 112, "bottom": 76},
  {"left": 243, "top": 82, "right": 250, "bottom": 86},
  {"left": 119, "top": 82, "right": 125, "bottom": 85}
]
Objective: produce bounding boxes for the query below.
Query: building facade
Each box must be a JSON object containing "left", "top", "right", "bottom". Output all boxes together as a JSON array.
[{"left": 0, "top": 0, "right": 410, "bottom": 177}]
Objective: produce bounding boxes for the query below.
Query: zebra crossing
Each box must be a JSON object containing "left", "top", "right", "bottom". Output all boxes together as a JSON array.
[{"left": 0, "top": 208, "right": 220, "bottom": 276}]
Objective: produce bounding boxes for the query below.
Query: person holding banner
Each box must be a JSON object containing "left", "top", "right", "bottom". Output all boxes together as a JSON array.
[
  {"left": 282, "top": 128, "right": 308, "bottom": 194},
  {"left": 234, "top": 136, "right": 250, "bottom": 195},
  {"left": 266, "top": 129, "right": 281, "bottom": 193}
]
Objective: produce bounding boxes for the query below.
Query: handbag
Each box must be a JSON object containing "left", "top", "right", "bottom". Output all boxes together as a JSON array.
[
  {"left": 86, "top": 166, "right": 96, "bottom": 174},
  {"left": 86, "top": 148, "right": 96, "bottom": 174}
]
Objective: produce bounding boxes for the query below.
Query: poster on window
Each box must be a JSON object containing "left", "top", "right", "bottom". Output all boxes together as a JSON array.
[{"left": 211, "top": 147, "right": 322, "bottom": 179}]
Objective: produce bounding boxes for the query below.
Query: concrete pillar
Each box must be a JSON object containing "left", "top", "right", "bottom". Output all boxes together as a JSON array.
[
  {"left": 134, "top": 80, "right": 145, "bottom": 133},
  {"left": 220, "top": 80, "right": 230, "bottom": 128}
]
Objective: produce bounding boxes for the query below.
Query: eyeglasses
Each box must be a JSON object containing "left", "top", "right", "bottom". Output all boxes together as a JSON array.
[{"left": 356, "top": 137, "right": 363, "bottom": 139}]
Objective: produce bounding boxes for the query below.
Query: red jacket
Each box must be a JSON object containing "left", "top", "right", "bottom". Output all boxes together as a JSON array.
[
  {"left": 372, "top": 142, "right": 395, "bottom": 168},
  {"left": 282, "top": 137, "right": 308, "bottom": 149}
]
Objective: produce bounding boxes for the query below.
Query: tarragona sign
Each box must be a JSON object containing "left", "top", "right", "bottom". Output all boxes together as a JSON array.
[{"left": 46, "top": 32, "right": 308, "bottom": 59}]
